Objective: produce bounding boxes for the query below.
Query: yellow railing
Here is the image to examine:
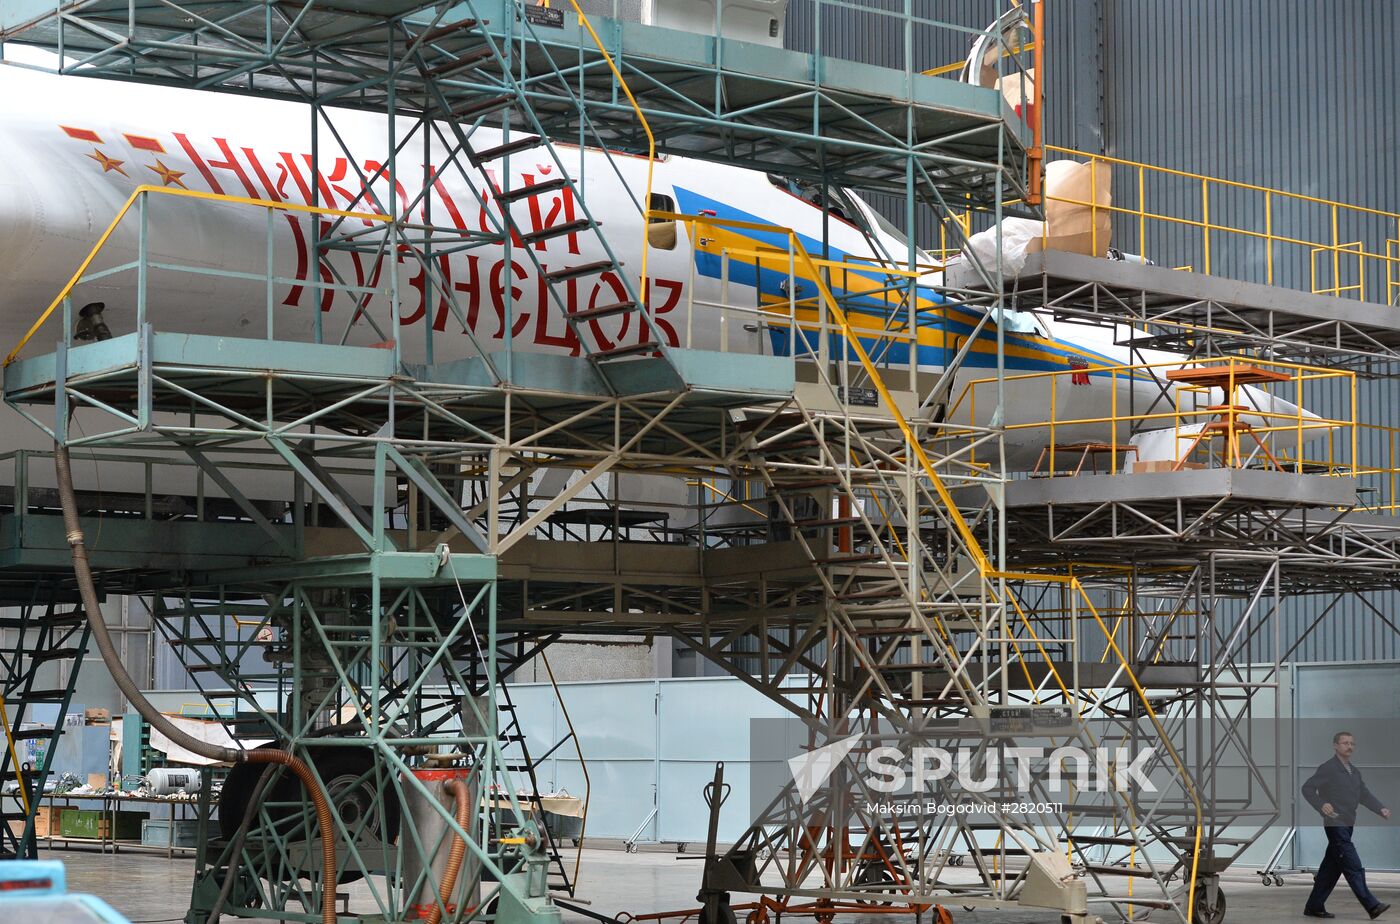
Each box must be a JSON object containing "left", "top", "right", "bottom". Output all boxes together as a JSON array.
[
  {"left": 950, "top": 356, "right": 1356, "bottom": 478},
  {"left": 1043, "top": 145, "right": 1400, "bottom": 303},
  {"left": 560, "top": 0, "right": 658, "bottom": 305},
  {"left": 949, "top": 354, "right": 1400, "bottom": 513},
  {"left": 4, "top": 185, "right": 389, "bottom": 367}
]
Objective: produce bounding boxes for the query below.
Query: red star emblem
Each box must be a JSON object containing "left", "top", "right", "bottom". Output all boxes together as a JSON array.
[
  {"left": 145, "top": 159, "right": 188, "bottom": 188},
  {"left": 86, "top": 148, "right": 128, "bottom": 176}
]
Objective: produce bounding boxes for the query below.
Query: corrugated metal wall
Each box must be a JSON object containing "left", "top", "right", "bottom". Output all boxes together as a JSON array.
[
  {"left": 1081, "top": 1, "right": 1400, "bottom": 664},
  {"left": 790, "top": 2, "right": 1399, "bottom": 289},
  {"left": 787, "top": 1, "right": 1400, "bottom": 664}
]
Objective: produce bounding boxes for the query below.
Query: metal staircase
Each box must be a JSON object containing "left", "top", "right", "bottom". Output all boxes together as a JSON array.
[
  {"left": 398, "top": 8, "right": 674, "bottom": 386},
  {"left": 0, "top": 601, "right": 91, "bottom": 859}
]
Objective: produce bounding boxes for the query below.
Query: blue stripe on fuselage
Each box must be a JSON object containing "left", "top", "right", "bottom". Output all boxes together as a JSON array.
[{"left": 672, "top": 186, "right": 1130, "bottom": 377}]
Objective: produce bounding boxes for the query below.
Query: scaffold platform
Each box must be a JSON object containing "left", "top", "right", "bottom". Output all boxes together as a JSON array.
[{"left": 950, "top": 249, "right": 1400, "bottom": 371}]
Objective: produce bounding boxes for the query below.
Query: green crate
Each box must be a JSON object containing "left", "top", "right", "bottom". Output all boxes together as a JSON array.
[{"left": 59, "top": 808, "right": 149, "bottom": 841}]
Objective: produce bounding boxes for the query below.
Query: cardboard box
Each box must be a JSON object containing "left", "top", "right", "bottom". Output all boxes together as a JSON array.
[
  {"left": 1131, "top": 460, "right": 1207, "bottom": 474},
  {"left": 84, "top": 708, "right": 111, "bottom": 726},
  {"left": 1030, "top": 159, "right": 1113, "bottom": 257},
  {"left": 33, "top": 805, "right": 74, "bottom": 838}
]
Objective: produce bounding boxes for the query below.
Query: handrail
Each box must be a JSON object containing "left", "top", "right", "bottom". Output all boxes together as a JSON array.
[
  {"left": 0, "top": 697, "right": 30, "bottom": 819},
  {"left": 560, "top": 0, "right": 658, "bottom": 306},
  {"left": 1044, "top": 144, "right": 1400, "bottom": 300},
  {"left": 4, "top": 184, "right": 389, "bottom": 367},
  {"left": 539, "top": 650, "right": 588, "bottom": 890},
  {"left": 948, "top": 356, "right": 1355, "bottom": 477}
]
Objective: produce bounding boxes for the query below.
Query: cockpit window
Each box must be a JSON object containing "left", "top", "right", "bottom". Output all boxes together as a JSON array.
[{"left": 767, "top": 174, "right": 935, "bottom": 266}]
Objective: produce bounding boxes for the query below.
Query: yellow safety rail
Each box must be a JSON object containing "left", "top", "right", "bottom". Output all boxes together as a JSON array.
[
  {"left": 0, "top": 697, "right": 30, "bottom": 819},
  {"left": 1043, "top": 145, "right": 1400, "bottom": 302},
  {"left": 557, "top": 0, "right": 659, "bottom": 305},
  {"left": 951, "top": 356, "right": 1357, "bottom": 478},
  {"left": 4, "top": 184, "right": 389, "bottom": 367},
  {"left": 670, "top": 208, "right": 1203, "bottom": 918}
]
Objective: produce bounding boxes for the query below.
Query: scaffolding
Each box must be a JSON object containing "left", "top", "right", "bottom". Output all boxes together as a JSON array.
[{"left": 4, "top": 3, "right": 1400, "bottom": 924}]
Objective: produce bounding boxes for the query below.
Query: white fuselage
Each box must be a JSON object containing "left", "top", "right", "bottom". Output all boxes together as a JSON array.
[{"left": 0, "top": 66, "right": 1310, "bottom": 476}]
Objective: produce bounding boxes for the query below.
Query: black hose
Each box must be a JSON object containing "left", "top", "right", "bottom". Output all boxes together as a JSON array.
[{"left": 54, "top": 442, "right": 339, "bottom": 924}]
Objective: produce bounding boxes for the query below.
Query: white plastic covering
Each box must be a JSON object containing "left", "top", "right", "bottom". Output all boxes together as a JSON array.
[{"left": 959, "top": 216, "right": 1045, "bottom": 279}]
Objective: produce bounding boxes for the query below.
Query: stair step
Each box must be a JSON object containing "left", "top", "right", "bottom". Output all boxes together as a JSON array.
[
  {"left": 570, "top": 300, "right": 636, "bottom": 322},
  {"left": 429, "top": 46, "right": 497, "bottom": 79},
  {"left": 418, "top": 19, "right": 480, "bottom": 45},
  {"left": 1083, "top": 864, "right": 1158, "bottom": 880},
  {"left": 30, "top": 648, "right": 82, "bottom": 663},
  {"left": 547, "top": 260, "right": 615, "bottom": 282},
  {"left": 451, "top": 91, "right": 514, "bottom": 120},
  {"left": 497, "top": 177, "right": 570, "bottom": 203},
  {"left": 0, "top": 612, "right": 84, "bottom": 630},
  {"left": 12, "top": 728, "right": 56, "bottom": 740},
  {"left": 471, "top": 136, "right": 541, "bottom": 165},
  {"left": 22, "top": 690, "right": 69, "bottom": 703},
  {"left": 521, "top": 219, "right": 593, "bottom": 245},
  {"left": 592, "top": 341, "right": 659, "bottom": 361}
]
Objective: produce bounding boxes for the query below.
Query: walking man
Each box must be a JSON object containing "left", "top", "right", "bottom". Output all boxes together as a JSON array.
[{"left": 1303, "top": 731, "right": 1391, "bottom": 919}]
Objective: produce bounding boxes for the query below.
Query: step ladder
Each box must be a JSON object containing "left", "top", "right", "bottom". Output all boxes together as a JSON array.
[
  {"left": 496, "top": 679, "right": 575, "bottom": 896},
  {"left": 404, "top": 12, "right": 673, "bottom": 390},
  {"left": 0, "top": 603, "right": 91, "bottom": 859}
]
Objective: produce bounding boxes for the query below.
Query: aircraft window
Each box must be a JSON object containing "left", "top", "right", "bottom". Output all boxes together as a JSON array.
[
  {"left": 767, "top": 173, "right": 802, "bottom": 196},
  {"left": 648, "top": 192, "right": 677, "bottom": 250}
]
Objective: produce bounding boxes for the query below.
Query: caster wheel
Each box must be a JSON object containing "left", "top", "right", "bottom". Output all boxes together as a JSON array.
[{"left": 1191, "top": 883, "right": 1226, "bottom": 924}]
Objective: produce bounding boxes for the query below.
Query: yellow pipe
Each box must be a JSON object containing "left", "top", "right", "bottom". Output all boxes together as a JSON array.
[
  {"left": 0, "top": 696, "right": 31, "bottom": 818},
  {"left": 564, "top": 0, "right": 657, "bottom": 310}
]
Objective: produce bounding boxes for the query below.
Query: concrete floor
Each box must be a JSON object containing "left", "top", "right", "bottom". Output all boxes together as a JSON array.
[{"left": 51, "top": 844, "right": 1400, "bottom": 924}]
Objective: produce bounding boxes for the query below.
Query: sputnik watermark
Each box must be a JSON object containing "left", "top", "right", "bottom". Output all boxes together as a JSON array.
[{"left": 788, "top": 741, "right": 1157, "bottom": 804}]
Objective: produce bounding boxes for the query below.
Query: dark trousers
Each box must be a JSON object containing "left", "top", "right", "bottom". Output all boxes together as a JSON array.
[{"left": 1307, "top": 824, "right": 1381, "bottom": 912}]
